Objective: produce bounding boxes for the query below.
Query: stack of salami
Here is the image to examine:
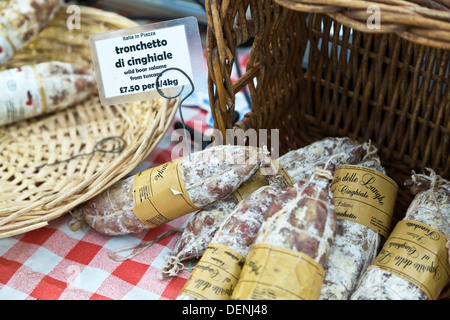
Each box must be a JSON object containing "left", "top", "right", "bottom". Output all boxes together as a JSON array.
[{"left": 71, "top": 131, "right": 449, "bottom": 300}]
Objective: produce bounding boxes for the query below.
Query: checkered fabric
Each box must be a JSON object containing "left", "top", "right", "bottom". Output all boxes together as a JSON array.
[{"left": 0, "top": 106, "right": 207, "bottom": 300}]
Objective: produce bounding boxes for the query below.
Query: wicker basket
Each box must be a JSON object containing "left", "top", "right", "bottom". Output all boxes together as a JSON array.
[
  {"left": 0, "top": 5, "right": 178, "bottom": 238},
  {"left": 205, "top": 0, "right": 449, "bottom": 221}
]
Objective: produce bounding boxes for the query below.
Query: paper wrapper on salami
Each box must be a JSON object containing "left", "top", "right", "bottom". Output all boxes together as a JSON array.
[
  {"left": 160, "top": 137, "right": 369, "bottom": 278},
  {"left": 70, "top": 145, "right": 268, "bottom": 236},
  {"left": 0, "top": 61, "right": 96, "bottom": 126},
  {"left": 350, "top": 170, "right": 450, "bottom": 300},
  {"left": 0, "top": 0, "right": 61, "bottom": 65},
  {"left": 319, "top": 150, "right": 399, "bottom": 300},
  {"left": 231, "top": 168, "right": 337, "bottom": 300}
]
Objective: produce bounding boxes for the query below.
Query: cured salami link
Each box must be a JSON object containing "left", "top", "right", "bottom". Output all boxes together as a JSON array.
[
  {"left": 0, "top": 61, "right": 96, "bottom": 126},
  {"left": 159, "top": 176, "right": 252, "bottom": 278},
  {"left": 176, "top": 184, "right": 283, "bottom": 300},
  {"left": 231, "top": 168, "right": 337, "bottom": 300},
  {"left": 319, "top": 152, "right": 388, "bottom": 300},
  {"left": 161, "top": 137, "right": 370, "bottom": 277},
  {"left": 277, "top": 137, "right": 367, "bottom": 183},
  {"left": 159, "top": 158, "right": 281, "bottom": 278},
  {"left": 350, "top": 171, "right": 450, "bottom": 300},
  {"left": 0, "top": 0, "right": 61, "bottom": 65},
  {"left": 71, "top": 176, "right": 148, "bottom": 235},
  {"left": 72, "top": 145, "right": 267, "bottom": 236},
  {"left": 34, "top": 60, "right": 90, "bottom": 77},
  {"left": 256, "top": 170, "right": 336, "bottom": 265},
  {"left": 208, "top": 185, "right": 283, "bottom": 256}
]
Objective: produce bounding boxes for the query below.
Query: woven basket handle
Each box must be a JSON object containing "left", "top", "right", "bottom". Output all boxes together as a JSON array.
[
  {"left": 206, "top": 0, "right": 264, "bottom": 139},
  {"left": 233, "top": 112, "right": 259, "bottom": 132},
  {"left": 274, "top": 0, "right": 450, "bottom": 49}
]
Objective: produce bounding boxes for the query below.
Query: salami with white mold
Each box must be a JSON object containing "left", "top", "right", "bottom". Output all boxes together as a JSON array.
[
  {"left": 0, "top": 61, "right": 96, "bottom": 126},
  {"left": 350, "top": 171, "right": 450, "bottom": 300},
  {"left": 71, "top": 145, "right": 266, "bottom": 236},
  {"left": 319, "top": 152, "right": 394, "bottom": 300},
  {"left": 176, "top": 183, "right": 284, "bottom": 300},
  {"left": 231, "top": 167, "right": 337, "bottom": 300},
  {"left": 0, "top": 0, "right": 61, "bottom": 65}
]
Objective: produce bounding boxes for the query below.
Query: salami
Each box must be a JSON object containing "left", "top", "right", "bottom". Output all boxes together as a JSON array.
[
  {"left": 231, "top": 167, "right": 337, "bottom": 300},
  {"left": 350, "top": 170, "right": 450, "bottom": 300},
  {"left": 319, "top": 153, "right": 392, "bottom": 300},
  {"left": 0, "top": 61, "right": 96, "bottom": 126},
  {"left": 160, "top": 167, "right": 268, "bottom": 278},
  {"left": 176, "top": 184, "right": 284, "bottom": 300},
  {"left": 71, "top": 145, "right": 267, "bottom": 236},
  {"left": 160, "top": 137, "right": 370, "bottom": 278},
  {"left": 0, "top": 0, "right": 61, "bottom": 65}
]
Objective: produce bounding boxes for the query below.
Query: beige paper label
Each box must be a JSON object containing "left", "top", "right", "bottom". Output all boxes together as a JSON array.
[
  {"left": 331, "top": 165, "right": 398, "bottom": 238},
  {"left": 233, "top": 168, "right": 269, "bottom": 202},
  {"left": 231, "top": 244, "right": 324, "bottom": 300},
  {"left": 233, "top": 162, "right": 293, "bottom": 202},
  {"left": 179, "top": 243, "right": 245, "bottom": 300},
  {"left": 372, "top": 220, "right": 450, "bottom": 300},
  {"left": 276, "top": 161, "right": 295, "bottom": 188},
  {"left": 132, "top": 158, "right": 199, "bottom": 228}
]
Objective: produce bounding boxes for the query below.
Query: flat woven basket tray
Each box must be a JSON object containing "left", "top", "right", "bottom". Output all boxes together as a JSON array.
[{"left": 0, "top": 5, "right": 178, "bottom": 238}]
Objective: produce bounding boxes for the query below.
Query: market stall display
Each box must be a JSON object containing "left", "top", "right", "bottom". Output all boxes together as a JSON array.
[
  {"left": 205, "top": 0, "right": 450, "bottom": 220},
  {"left": 0, "top": 0, "right": 449, "bottom": 301}
]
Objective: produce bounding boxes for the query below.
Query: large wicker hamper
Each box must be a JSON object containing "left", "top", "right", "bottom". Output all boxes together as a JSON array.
[{"left": 205, "top": 0, "right": 450, "bottom": 221}]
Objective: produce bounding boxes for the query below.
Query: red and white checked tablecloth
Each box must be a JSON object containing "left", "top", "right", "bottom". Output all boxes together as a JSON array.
[{"left": 0, "top": 106, "right": 210, "bottom": 300}]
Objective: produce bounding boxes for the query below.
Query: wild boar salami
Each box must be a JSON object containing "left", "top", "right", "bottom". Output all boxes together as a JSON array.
[
  {"left": 71, "top": 145, "right": 266, "bottom": 236},
  {"left": 160, "top": 167, "right": 271, "bottom": 278},
  {"left": 0, "top": 0, "right": 61, "bottom": 65},
  {"left": 160, "top": 137, "right": 369, "bottom": 278},
  {"left": 350, "top": 171, "right": 450, "bottom": 300},
  {"left": 177, "top": 184, "right": 284, "bottom": 300},
  {"left": 0, "top": 61, "right": 96, "bottom": 126},
  {"left": 231, "top": 168, "right": 337, "bottom": 300},
  {"left": 319, "top": 152, "right": 398, "bottom": 300}
]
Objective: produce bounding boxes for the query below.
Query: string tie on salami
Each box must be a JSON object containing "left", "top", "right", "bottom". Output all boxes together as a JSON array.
[
  {"left": 109, "top": 228, "right": 184, "bottom": 261},
  {"left": 158, "top": 254, "right": 188, "bottom": 278},
  {"left": 310, "top": 152, "right": 346, "bottom": 182},
  {"left": 361, "top": 140, "right": 381, "bottom": 164},
  {"left": 407, "top": 167, "right": 450, "bottom": 197},
  {"left": 409, "top": 168, "right": 450, "bottom": 237},
  {"left": 35, "top": 136, "right": 126, "bottom": 169}
]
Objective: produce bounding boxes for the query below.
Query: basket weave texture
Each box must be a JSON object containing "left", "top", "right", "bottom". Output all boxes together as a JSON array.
[
  {"left": 205, "top": 0, "right": 449, "bottom": 219},
  {"left": 0, "top": 5, "right": 178, "bottom": 238},
  {"left": 274, "top": 0, "right": 450, "bottom": 50}
]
